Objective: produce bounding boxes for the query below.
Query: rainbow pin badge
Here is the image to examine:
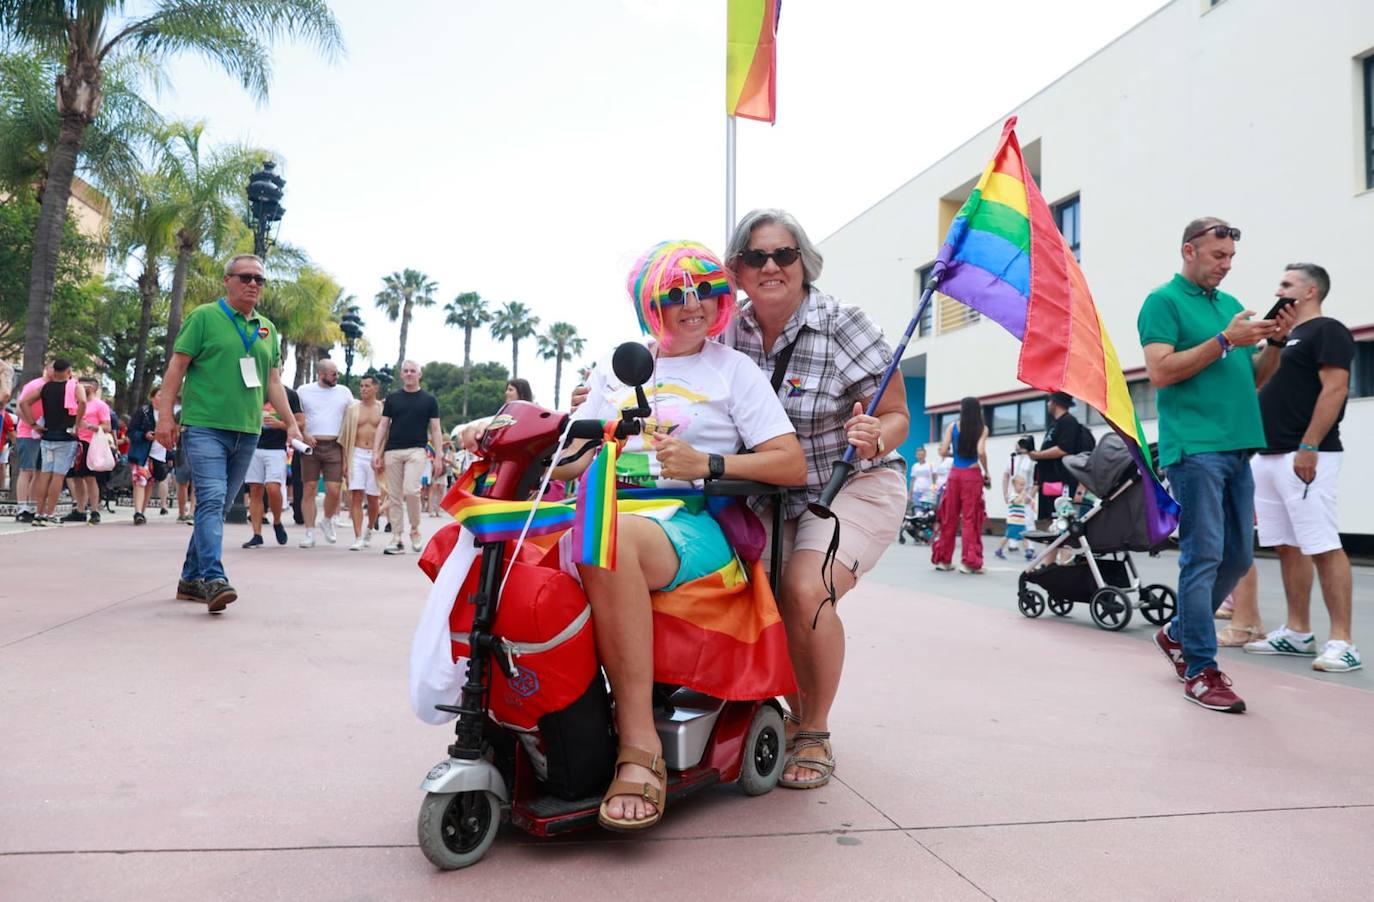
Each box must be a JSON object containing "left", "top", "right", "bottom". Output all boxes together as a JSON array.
[
  {"left": 785, "top": 376, "right": 805, "bottom": 398},
  {"left": 257, "top": 326, "right": 270, "bottom": 340}
]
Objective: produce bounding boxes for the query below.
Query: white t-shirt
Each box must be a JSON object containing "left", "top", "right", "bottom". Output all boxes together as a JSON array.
[
  {"left": 149, "top": 408, "right": 167, "bottom": 462},
  {"left": 933, "top": 457, "right": 952, "bottom": 488},
  {"left": 297, "top": 383, "right": 355, "bottom": 436},
  {"left": 1003, "top": 452, "right": 1035, "bottom": 489},
  {"left": 909, "top": 459, "right": 934, "bottom": 497},
  {"left": 572, "top": 340, "right": 794, "bottom": 490}
]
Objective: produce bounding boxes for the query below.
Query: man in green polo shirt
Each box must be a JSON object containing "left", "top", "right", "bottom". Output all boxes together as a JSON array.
[
  {"left": 156, "top": 254, "right": 302, "bottom": 614},
  {"left": 1137, "top": 217, "right": 1275, "bottom": 714}
]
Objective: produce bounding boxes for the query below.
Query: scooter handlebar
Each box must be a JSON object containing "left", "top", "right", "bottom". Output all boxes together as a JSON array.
[{"left": 564, "top": 418, "right": 642, "bottom": 442}]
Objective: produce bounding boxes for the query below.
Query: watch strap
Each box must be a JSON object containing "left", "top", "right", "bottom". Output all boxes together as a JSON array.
[{"left": 707, "top": 453, "right": 725, "bottom": 480}]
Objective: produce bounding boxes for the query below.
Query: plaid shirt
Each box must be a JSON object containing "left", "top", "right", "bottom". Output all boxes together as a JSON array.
[{"left": 725, "top": 288, "right": 906, "bottom": 519}]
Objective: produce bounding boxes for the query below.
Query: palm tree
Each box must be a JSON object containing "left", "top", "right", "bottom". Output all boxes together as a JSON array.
[
  {"left": 0, "top": 0, "right": 343, "bottom": 385},
  {"left": 443, "top": 291, "right": 489, "bottom": 418},
  {"left": 490, "top": 301, "right": 540, "bottom": 381},
  {"left": 108, "top": 171, "right": 175, "bottom": 410},
  {"left": 374, "top": 268, "right": 437, "bottom": 374},
  {"left": 536, "top": 322, "right": 585, "bottom": 409},
  {"left": 159, "top": 121, "right": 267, "bottom": 359}
]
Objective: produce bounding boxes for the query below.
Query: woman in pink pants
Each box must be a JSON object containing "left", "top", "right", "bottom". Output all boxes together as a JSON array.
[{"left": 931, "top": 397, "right": 990, "bottom": 573}]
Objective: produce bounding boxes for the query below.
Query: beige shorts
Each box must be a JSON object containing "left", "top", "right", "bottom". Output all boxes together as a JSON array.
[{"left": 761, "top": 466, "right": 907, "bottom": 578}]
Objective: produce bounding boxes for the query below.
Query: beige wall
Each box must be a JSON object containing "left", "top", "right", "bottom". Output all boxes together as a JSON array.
[{"left": 819, "top": 0, "right": 1374, "bottom": 532}]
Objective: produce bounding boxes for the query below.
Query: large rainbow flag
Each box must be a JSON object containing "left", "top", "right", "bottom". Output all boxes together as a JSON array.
[
  {"left": 726, "top": 0, "right": 780, "bottom": 123},
  {"left": 934, "top": 117, "right": 1180, "bottom": 544}
]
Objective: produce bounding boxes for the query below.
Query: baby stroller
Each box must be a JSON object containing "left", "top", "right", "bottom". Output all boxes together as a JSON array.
[
  {"left": 1015, "top": 433, "right": 1176, "bottom": 631},
  {"left": 897, "top": 495, "right": 937, "bottom": 545},
  {"left": 101, "top": 458, "right": 133, "bottom": 511}
]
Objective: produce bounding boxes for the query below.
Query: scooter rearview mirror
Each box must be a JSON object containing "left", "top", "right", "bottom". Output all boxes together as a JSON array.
[{"left": 612, "top": 341, "right": 654, "bottom": 418}]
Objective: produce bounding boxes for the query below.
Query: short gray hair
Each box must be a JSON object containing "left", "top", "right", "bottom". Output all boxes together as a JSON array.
[
  {"left": 726, "top": 208, "right": 824, "bottom": 287},
  {"left": 224, "top": 254, "right": 264, "bottom": 276}
]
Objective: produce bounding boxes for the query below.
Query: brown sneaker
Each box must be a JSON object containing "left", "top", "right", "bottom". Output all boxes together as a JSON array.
[
  {"left": 1183, "top": 668, "right": 1246, "bottom": 713},
  {"left": 204, "top": 579, "right": 238, "bottom": 614},
  {"left": 176, "top": 579, "right": 206, "bottom": 602},
  {"left": 1153, "top": 627, "right": 1186, "bottom": 682}
]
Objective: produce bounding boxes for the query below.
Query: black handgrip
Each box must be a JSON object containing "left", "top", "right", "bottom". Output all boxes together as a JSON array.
[
  {"left": 807, "top": 459, "right": 854, "bottom": 518},
  {"left": 703, "top": 479, "right": 786, "bottom": 498},
  {"left": 565, "top": 419, "right": 642, "bottom": 441}
]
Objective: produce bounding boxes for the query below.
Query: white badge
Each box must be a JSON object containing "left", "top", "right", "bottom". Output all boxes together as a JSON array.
[{"left": 239, "top": 356, "right": 262, "bottom": 388}]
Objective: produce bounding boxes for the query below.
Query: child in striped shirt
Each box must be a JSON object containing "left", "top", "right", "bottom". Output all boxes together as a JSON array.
[{"left": 995, "top": 474, "right": 1034, "bottom": 560}]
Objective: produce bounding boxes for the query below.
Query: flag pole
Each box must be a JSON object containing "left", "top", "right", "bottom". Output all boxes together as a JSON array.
[
  {"left": 725, "top": 114, "right": 737, "bottom": 246},
  {"left": 809, "top": 265, "right": 945, "bottom": 517}
]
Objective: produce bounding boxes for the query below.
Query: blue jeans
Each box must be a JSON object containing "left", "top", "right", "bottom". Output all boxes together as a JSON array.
[
  {"left": 180, "top": 427, "right": 258, "bottom": 583},
  {"left": 1165, "top": 451, "right": 1255, "bottom": 678}
]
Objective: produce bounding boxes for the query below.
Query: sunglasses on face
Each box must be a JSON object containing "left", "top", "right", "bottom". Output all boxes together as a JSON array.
[
  {"left": 736, "top": 246, "right": 801, "bottom": 269},
  {"left": 230, "top": 272, "right": 267, "bottom": 285},
  {"left": 656, "top": 275, "right": 730, "bottom": 308},
  {"left": 1184, "top": 225, "right": 1241, "bottom": 245}
]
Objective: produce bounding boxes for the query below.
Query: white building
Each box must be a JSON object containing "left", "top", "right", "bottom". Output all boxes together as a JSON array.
[{"left": 818, "top": 0, "right": 1374, "bottom": 538}]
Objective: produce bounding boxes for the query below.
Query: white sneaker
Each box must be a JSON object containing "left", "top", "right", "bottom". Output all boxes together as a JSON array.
[
  {"left": 349, "top": 536, "right": 366, "bottom": 551},
  {"left": 321, "top": 519, "right": 337, "bottom": 544},
  {"left": 1243, "top": 626, "right": 1316, "bottom": 657},
  {"left": 299, "top": 531, "right": 315, "bottom": 548},
  {"left": 363, "top": 527, "right": 373, "bottom": 548},
  {"left": 1313, "top": 640, "right": 1362, "bottom": 672},
  {"left": 957, "top": 562, "right": 985, "bottom": 574},
  {"left": 933, "top": 562, "right": 954, "bottom": 571}
]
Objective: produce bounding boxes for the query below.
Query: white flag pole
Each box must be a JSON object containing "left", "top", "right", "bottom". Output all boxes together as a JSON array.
[{"left": 725, "top": 114, "right": 737, "bottom": 247}]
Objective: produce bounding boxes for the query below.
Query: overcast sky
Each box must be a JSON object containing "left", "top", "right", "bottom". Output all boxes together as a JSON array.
[{"left": 151, "top": 0, "right": 1168, "bottom": 409}]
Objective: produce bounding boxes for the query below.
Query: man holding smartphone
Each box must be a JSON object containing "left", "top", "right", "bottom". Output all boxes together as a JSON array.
[
  {"left": 1137, "top": 217, "right": 1275, "bottom": 713},
  {"left": 1244, "top": 264, "right": 1359, "bottom": 672}
]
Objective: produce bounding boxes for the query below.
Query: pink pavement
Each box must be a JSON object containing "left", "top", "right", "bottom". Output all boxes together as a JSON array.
[{"left": 1, "top": 516, "right": 1372, "bottom": 900}]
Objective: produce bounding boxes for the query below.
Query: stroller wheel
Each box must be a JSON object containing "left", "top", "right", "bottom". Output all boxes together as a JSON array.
[
  {"left": 418, "top": 790, "right": 501, "bottom": 870},
  {"left": 1139, "top": 584, "right": 1177, "bottom": 626},
  {"left": 1017, "top": 586, "right": 1046, "bottom": 619},
  {"left": 1048, "top": 596, "right": 1073, "bottom": 617},
  {"left": 1089, "top": 587, "right": 1133, "bottom": 631}
]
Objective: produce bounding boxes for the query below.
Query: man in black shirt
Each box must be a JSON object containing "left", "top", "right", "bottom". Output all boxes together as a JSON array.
[
  {"left": 1027, "top": 392, "right": 1082, "bottom": 525},
  {"left": 242, "top": 386, "right": 303, "bottom": 548},
  {"left": 1244, "top": 263, "right": 1360, "bottom": 673},
  {"left": 16, "top": 358, "right": 86, "bottom": 524},
  {"left": 372, "top": 359, "right": 442, "bottom": 554}
]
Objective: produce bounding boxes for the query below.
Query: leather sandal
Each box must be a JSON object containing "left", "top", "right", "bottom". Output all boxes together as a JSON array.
[
  {"left": 780, "top": 730, "right": 835, "bottom": 790},
  {"left": 1217, "top": 625, "right": 1266, "bottom": 647},
  {"left": 782, "top": 710, "right": 801, "bottom": 751},
  {"left": 598, "top": 747, "right": 667, "bottom": 832}
]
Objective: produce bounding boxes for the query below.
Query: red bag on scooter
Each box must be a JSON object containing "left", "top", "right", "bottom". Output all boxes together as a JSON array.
[{"left": 449, "top": 559, "right": 596, "bottom": 730}]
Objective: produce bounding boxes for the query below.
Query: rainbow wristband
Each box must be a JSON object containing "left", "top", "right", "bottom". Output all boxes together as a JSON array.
[{"left": 1298, "top": 443, "right": 1318, "bottom": 452}]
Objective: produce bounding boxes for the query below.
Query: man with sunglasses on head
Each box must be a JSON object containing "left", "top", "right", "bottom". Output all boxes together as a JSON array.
[
  {"left": 1137, "top": 217, "right": 1276, "bottom": 713},
  {"left": 156, "top": 254, "right": 303, "bottom": 614}
]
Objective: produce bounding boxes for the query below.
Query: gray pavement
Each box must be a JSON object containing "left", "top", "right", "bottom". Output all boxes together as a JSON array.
[{"left": 2, "top": 513, "right": 1372, "bottom": 900}]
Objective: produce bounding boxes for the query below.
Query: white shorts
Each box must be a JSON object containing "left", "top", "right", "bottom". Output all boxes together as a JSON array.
[
  {"left": 349, "top": 448, "right": 379, "bottom": 495},
  {"left": 1252, "top": 451, "right": 1342, "bottom": 555},
  {"left": 245, "top": 448, "right": 287, "bottom": 487}
]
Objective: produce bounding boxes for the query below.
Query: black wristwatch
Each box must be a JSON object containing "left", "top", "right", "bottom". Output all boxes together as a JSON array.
[{"left": 707, "top": 453, "right": 725, "bottom": 480}]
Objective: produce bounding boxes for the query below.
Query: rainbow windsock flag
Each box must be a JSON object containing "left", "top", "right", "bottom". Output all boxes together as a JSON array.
[
  {"left": 934, "top": 117, "right": 1180, "bottom": 544},
  {"left": 726, "top": 0, "right": 780, "bottom": 123},
  {"left": 571, "top": 423, "right": 620, "bottom": 569}
]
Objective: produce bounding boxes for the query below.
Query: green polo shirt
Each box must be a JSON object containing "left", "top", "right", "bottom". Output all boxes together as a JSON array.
[
  {"left": 174, "top": 299, "right": 281, "bottom": 434},
  {"left": 1136, "top": 273, "right": 1265, "bottom": 469}
]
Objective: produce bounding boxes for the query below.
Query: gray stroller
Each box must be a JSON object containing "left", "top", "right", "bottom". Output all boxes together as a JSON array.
[{"left": 1016, "top": 433, "right": 1177, "bottom": 631}]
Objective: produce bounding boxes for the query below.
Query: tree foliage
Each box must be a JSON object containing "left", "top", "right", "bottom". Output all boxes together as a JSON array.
[{"left": 422, "top": 359, "right": 510, "bottom": 428}]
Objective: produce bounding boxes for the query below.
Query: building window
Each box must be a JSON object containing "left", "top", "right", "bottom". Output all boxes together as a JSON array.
[
  {"left": 1351, "top": 340, "right": 1374, "bottom": 398},
  {"left": 1365, "top": 56, "right": 1374, "bottom": 190},
  {"left": 1082, "top": 379, "right": 1157, "bottom": 426},
  {"left": 915, "top": 264, "right": 935, "bottom": 337},
  {"left": 937, "top": 293, "right": 979, "bottom": 334},
  {"left": 935, "top": 411, "right": 960, "bottom": 439},
  {"left": 986, "top": 398, "right": 1048, "bottom": 436},
  {"left": 1054, "top": 195, "right": 1081, "bottom": 261}
]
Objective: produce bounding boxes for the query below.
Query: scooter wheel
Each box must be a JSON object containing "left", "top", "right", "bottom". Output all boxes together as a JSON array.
[
  {"left": 418, "top": 790, "right": 501, "bottom": 870},
  {"left": 738, "top": 704, "right": 785, "bottom": 796}
]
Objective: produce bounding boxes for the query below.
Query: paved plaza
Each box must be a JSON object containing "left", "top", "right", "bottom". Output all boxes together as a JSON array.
[{"left": 2, "top": 514, "right": 1372, "bottom": 901}]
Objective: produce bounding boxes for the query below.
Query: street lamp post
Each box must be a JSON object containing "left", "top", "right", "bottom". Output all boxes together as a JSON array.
[
  {"left": 340, "top": 307, "right": 364, "bottom": 390},
  {"left": 246, "top": 161, "right": 286, "bottom": 258}
]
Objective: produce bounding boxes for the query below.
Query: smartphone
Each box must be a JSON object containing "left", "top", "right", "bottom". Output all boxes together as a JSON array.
[{"left": 1264, "top": 296, "right": 1296, "bottom": 320}]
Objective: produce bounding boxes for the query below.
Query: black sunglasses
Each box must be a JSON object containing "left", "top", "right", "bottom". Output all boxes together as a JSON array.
[
  {"left": 1184, "top": 225, "right": 1241, "bottom": 245},
  {"left": 736, "top": 246, "right": 801, "bottom": 269},
  {"left": 230, "top": 272, "right": 267, "bottom": 285}
]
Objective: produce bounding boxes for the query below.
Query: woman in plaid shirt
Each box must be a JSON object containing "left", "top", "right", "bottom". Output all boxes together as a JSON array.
[{"left": 723, "top": 209, "right": 910, "bottom": 789}]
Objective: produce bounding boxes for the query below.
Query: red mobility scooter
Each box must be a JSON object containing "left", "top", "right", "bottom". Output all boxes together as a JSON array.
[{"left": 415, "top": 343, "right": 790, "bottom": 869}]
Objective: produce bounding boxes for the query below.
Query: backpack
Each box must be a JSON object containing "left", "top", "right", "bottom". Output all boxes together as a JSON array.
[{"left": 1075, "top": 422, "right": 1097, "bottom": 454}]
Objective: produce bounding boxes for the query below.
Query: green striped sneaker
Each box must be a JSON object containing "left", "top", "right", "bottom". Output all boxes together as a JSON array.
[
  {"left": 1243, "top": 627, "right": 1316, "bottom": 657},
  {"left": 1313, "top": 640, "right": 1362, "bottom": 673}
]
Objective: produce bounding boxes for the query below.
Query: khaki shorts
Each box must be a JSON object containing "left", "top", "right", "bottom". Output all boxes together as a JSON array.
[
  {"left": 300, "top": 438, "right": 343, "bottom": 483},
  {"left": 761, "top": 466, "right": 907, "bottom": 578}
]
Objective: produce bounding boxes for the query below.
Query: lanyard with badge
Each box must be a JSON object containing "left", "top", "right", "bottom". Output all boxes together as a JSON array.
[{"left": 219, "top": 299, "right": 263, "bottom": 388}]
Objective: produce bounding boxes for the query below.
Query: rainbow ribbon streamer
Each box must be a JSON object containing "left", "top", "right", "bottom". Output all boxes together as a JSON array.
[{"left": 440, "top": 463, "right": 576, "bottom": 543}]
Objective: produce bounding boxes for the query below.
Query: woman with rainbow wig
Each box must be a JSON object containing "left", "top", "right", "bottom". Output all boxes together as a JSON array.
[{"left": 557, "top": 239, "right": 805, "bottom": 832}]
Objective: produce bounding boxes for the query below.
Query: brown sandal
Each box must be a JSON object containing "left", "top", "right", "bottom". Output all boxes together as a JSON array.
[
  {"left": 782, "top": 710, "right": 801, "bottom": 751},
  {"left": 598, "top": 747, "right": 667, "bottom": 832},
  {"left": 1217, "top": 625, "right": 1266, "bottom": 647},
  {"left": 780, "top": 731, "right": 835, "bottom": 790}
]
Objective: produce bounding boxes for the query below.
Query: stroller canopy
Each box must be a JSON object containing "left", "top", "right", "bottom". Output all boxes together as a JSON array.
[{"left": 1063, "top": 432, "right": 1134, "bottom": 497}]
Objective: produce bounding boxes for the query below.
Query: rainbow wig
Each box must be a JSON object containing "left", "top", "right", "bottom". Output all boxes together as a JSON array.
[{"left": 625, "top": 240, "right": 736, "bottom": 350}]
